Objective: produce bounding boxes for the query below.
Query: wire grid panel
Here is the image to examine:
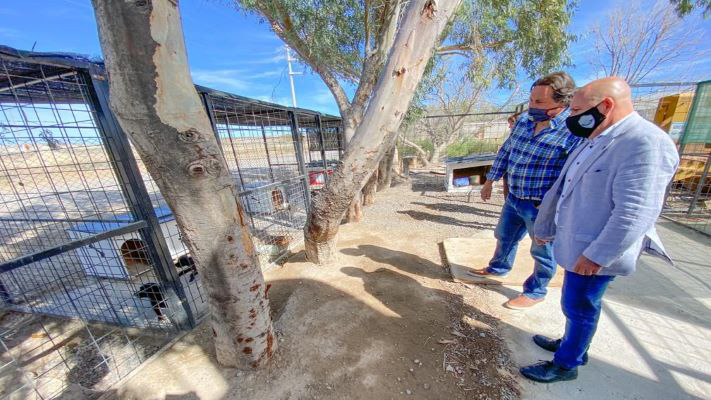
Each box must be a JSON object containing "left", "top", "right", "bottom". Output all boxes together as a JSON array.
[
  {"left": 0, "top": 60, "right": 133, "bottom": 296},
  {"left": 0, "top": 310, "right": 170, "bottom": 400},
  {"left": 129, "top": 147, "right": 209, "bottom": 319},
  {"left": 1, "top": 230, "right": 187, "bottom": 330},
  {"left": 203, "top": 93, "right": 310, "bottom": 266},
  {"left": 399, "top": 112, "right": 515, "bottom": 163},
  {"left": 320, "top": 117, "right": 344, "bottom": 160},
  {"left": 641, "top": 81, "right": 711, "bottom": 236},
  {"left": 0, "top": 56, "right": 195, "bottom": 327}
]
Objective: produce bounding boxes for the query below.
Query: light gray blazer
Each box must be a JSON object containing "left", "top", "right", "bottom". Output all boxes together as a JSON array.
[{"left": 534, "top": 112, "right": 679, "bottom": 276}]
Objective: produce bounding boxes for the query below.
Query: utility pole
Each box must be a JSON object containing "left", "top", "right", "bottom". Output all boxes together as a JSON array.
[{"left": 286, "top": 46, "right": 301, "bottom": 108}]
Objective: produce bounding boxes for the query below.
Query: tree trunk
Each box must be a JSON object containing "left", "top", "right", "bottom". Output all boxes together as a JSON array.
[
  {"left": 363, "top": 169, "right": 379, "bottom": 205},
  {"left": 400, "top": 135, "right": 431, "bottom": 167},
  {"left": 392, "top": 146, "right": 401, "bottom": 175},
  {"left": 377, "top": 146, "right": 395, "bottom": 191},
  {"left": 92, "top": 0, "right": 275, "bottom": 368},
  {"left": 430, "top": 143, "right": 446, "bottom": 164},
  {"left": 304, "top": 0, "right": 462, "bottom": 264},
  {"left": 345, "top": 194, "right": 364, "bottom": 223}
]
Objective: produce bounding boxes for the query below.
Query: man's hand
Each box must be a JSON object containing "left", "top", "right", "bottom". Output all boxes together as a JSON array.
[
  {"left": 534, "top": 237, "right": 550, "bottom": 246},
  {"left": 481, "top": 181, "right": 493, "bottom": 202},
  {"left": 502, "top": 175, "right": 509, "bottom": 199},
  {"left": 573, "top": 255, "right": 602, "bottom": 276}
]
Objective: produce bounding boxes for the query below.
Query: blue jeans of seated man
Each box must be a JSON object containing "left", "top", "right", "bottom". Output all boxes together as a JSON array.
[
  {"left": 554, "top": 270, "right": 615, "bottom": 369},
  {"left": 486, "top": 194, "right": 556, "bottom": 299}
]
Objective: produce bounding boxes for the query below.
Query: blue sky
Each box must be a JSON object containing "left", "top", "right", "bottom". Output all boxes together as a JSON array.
[{"left": 1, "top": 0, "right": 709, "bottom": 116}]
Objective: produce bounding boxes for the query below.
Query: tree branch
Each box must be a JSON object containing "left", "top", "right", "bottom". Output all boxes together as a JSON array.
[{"left": 261, "top": 7, "right": 352, "bottom": 117}]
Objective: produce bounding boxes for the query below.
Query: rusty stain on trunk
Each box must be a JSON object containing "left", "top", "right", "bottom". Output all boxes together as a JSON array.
[
  {"left": 422, "top": 0, "right": 437, "bottom": 18},
  {"left": 392, "top": 67, "right": 407, "bottom": 77}
]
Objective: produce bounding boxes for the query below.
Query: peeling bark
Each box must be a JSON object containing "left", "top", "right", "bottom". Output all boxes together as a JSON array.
[
  {"left": 304, "top": 0, "right": 462, "bottom": 264},
  {"left": 345, "top": 194, "right": 364, "bottom": 223},
  {"left": 91, "top": 0, "right": 275, "bottom": 368},
  {"left": 377, "top": 147, "right": 395, "bottom": 191},
  {"left": 363, "top": 170, "right": 378, "bottom": 205}
]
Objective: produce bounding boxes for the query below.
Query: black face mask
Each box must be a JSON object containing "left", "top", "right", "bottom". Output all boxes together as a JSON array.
[{"left": 565, "top": 102, "right": 606, "bottom": 138}]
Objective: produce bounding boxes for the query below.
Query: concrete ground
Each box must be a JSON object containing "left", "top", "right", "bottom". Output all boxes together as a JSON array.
[{"left": 464, "top": 220, "right": 711, "bottom": 400}]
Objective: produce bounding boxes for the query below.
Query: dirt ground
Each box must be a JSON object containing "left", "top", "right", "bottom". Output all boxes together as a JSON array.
[{"left": 106, "top": 171, "right": 524, "bottom": 400}]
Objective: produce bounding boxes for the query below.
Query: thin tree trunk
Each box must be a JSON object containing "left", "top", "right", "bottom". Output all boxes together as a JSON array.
[
  {"left": 430, "top": 143, "right": 446, "bottom": 164},
  {"left": 345, "top": 194, "right": 364, "bottom": 223},
  {"left": 304, "top": 0, "right": 462, "bottom": 264},
  {"left": 400, "top": 135, "right": 431, "bottom": 167},
  {"left": 92, "top": 0, "right": 274, "bottom": 368},
  {"left": 363, "top": 169, "right": 379, "bottom": 205},
  {"left": 377, "top": 146, "right": 395, "bottom": 191}
]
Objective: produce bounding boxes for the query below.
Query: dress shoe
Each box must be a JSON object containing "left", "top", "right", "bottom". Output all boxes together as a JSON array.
[
  {"left": 532, "top": 335, "right": 588, "bottom": 365},
  {"left": 504, "top": 295, "right": 544, "bottom": 309},
  {"left": 520, "top": 361, "right": 578, "bottom": 383},
  {"left": 468, "top": 268, "right": 509, "bottom": 278}
]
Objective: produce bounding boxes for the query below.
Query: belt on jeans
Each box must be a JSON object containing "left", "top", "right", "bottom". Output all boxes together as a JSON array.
[{"left": 509, "top": 194, "right": 542, "bottom": 207}]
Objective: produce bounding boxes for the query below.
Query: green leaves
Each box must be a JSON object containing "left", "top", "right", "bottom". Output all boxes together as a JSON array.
[
  {"left": 669, "top": 0, "right": 711, "bottom": 18},
  {"left": 234, "top": 0, "right": 576, "bottom": 111},
  {"left": 442, "top": 0, "right": 576, "bottom": 87}
]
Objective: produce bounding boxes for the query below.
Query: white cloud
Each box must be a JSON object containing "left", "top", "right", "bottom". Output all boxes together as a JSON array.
[
  {"left": 312, "top": 89, "right": 335, "bottom": 106},
  {"left": 191, "top": 69, "right": 251, "bottom": 91},
  {"left": 0, "top": 27, "right": 21, "bottom": 39},
  {"left": 191, "top": 68, "right": 283, "bottom": 92},
  {"left": 245, "top": 46, "right": 288, "bottom": 64}
]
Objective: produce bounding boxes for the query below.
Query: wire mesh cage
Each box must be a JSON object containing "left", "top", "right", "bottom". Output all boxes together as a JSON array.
[
  {"left": 0, "top": 51, "right": 192, "bottom": 399},
  {"left": 398, "top": 111, "right": 519, "bottom": 168},
  {"left": 0, "top": 46, "right": 344, "bottom": 399},
  {"left": 635, "top": 81, "right": 711, "bottom": 236},
  {"left": 200, "top": 89, "right": 327, "bottom": 266}
]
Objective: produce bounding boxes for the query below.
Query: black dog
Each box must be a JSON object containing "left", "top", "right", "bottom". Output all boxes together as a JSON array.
[
  {"left": 175, "top": 255, "right": 198, "bottom": 282},
  {"left": 136, "top": 283, "right": 167, "bottom": 320}
]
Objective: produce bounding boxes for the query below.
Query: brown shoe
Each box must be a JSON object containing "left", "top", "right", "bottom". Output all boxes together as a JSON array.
[
  {"left": 467, "top": 268, "right": 509, "bottom": 278},
  {"left": 504, "top": 295, "right": 544, "bottom": 310}
]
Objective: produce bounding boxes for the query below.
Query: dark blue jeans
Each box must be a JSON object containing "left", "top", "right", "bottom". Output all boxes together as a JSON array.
[
  {"left": 554, "top": 270, "right": 615, "bottom": 369},
  {"left": 486, "top": 194, "right": 557, "bottom": 299}
]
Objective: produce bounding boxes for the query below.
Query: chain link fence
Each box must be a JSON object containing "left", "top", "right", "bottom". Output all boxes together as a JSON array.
[{"left": 397, "top": 81, "right": 710, "bottom": 235}]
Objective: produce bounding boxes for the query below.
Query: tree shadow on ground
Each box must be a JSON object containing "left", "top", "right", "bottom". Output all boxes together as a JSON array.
[
  {"left": 396, "top": 210, "right": 496, "bottom": 230},
  {"left": 101, "top": 242, "right": 708, "bottom": 400},
  {"left": 341, "top": 244, "right": 522, "bottom": 302},
  {"left": 410, "top": 201, "right": 500, "bottom": 218}
]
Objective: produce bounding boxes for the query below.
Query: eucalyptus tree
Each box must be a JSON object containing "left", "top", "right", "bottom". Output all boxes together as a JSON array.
[
  {"left": 236, "top": 0, "right": 575, "bottom": 263},
  {"left": 92, "top": 0, "right": 275, "bottom": 368}
]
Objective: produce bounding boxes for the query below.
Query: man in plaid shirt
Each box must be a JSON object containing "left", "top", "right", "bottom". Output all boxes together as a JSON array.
[{"left": 473, "top": 72, "right": 581, "bottom": 309}]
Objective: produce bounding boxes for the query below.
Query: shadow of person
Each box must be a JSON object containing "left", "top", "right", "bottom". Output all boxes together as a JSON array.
[
  {"left": 340, "top": 244, "right": 521, "bottom": 300},
  {"left": 341, "top": 245, "right": 449, "bottom": 280},
  {"left": 396, "top": 210, "right": 496, "bottom": 229},
  {"left": 410, "top": 201, "right": 500, "bottom": 218}
]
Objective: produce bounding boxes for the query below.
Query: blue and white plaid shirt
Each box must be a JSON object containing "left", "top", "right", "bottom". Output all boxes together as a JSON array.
[{"left": 486, "top": 109, "right": 582, "bottom": 201}]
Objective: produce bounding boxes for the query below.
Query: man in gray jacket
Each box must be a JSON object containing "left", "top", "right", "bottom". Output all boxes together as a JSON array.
[{"left": 519, "top": 77, "right": 679, "bottom": 383}]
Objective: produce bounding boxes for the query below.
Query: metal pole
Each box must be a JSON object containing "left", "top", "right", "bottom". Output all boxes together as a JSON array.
[
  {"left": 261, "top": 125, "right": 276, "bottom": 182},
  {"left": 286, "top": 47, "right": 301, "bottom": 108},
  {"left": 85, "top": 73, "right": 194, "bottom": 330},
  {"left": 288, "top": 111, "right": 311, "bottom": 206},
  {"left": 687, "top": 153, "right": 711, "bottom": 217},
  {"left": 315, "top": 115, "right": 329, "bottom": 180}
]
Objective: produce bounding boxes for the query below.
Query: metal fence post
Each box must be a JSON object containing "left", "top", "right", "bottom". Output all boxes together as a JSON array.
[
  {"left": 315, "top": 115, "right": 328, "bottom": 179},
  {"left": 687, "top": 153, "right": 711, "bottom": 217},
  {"left": 84, "top": 72, "right": 194, "bottom": 330},
  {"left": 288, "top": 111, "right": 311, "bottom": 206}
]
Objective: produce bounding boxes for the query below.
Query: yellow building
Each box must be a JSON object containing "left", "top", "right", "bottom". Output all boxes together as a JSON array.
[{"left": 654, "top": 93, "right": 694, "bottom": 142}]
